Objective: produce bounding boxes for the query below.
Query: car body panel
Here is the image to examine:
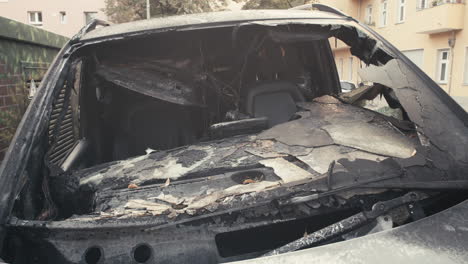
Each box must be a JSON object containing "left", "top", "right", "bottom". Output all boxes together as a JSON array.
[{"left": 232, "top": 199, "right": 468, "bottom": 264}]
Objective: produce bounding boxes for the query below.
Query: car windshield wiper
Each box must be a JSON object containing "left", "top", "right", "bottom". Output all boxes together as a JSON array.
[
  {"left": 278, "top": 172, "right": 403, "bottom": 206},
  {"left": 264, "top": 192, "right": 423, "bottom": 256}
]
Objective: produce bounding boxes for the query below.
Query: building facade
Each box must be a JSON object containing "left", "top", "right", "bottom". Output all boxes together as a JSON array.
[
  {"left": 320, "top": 0, "right": 467, "bottom": 97},
  {"left": 0, "top": 0, "right": 107, "bottom": 37}
]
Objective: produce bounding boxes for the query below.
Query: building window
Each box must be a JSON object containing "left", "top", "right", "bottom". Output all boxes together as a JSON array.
[
  {"left": 28, "top": 11, "right": 43, "bottom": 26},
  {"left": 348, "top": 57, "right": 353, "bottom": 80},
  {"left": 402, "top": 49, "right": 424, "bottom": 68},
  {"left": 84, "top": 12, "right": 97, "bottom": 25},
  {"left": 380, "top": 0, "right": 388, "bottom": 27},
  {"left": 418, "top": 0, "right": 427, "bottom": 9},
  {"left": 463, "top": 47, "right": 468, "bottom": 85},
  {"left": 437, "top": 49, "right": 450, "bottom": 84},
  {"left": 60, "top": 11, "right": 67, "bottom": 24},
  {"left": 397, "top": 0, "right": 405, "bottom": 23},
  {"left": 365, "top": 5, "right": 373, "bottom": 25}
]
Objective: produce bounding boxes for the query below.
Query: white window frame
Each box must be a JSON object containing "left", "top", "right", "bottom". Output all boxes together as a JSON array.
[
  {"left": 463, "top": 46, "right": 468, "bottom": 85},
  {"left": 60, "top": 11, "right": 67, "bottom": 24},
  {"left": 28, "top": 11, "right": 43, "bottom": 26},
  {"left": 402, "top": 49, "right": 424, "bottom": 68},
  {"left": 348, "top": 57, "right": 353, "bottom": 81},
  {"left": 365, "top": 5, "right": 373, "bottom": 25},
  {"left": 380, "top": 0, "right": 388, "bottom": 27},
  {"left": 418, "top": 0, "right": 428, "bottom": 9},
  {"left": 436, "top": 49, "right": 450, "bottom": 84},
  {"left": 397, "top": 0, "right": 406, "bottom": 23}
]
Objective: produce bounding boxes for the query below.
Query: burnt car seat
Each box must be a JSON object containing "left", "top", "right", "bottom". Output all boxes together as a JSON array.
[
  {"left": 113, "top": 101, "right": 199, "bottom": 160},
  {"left": 245, "top": 81, "right": 304, "bottom": 127}
]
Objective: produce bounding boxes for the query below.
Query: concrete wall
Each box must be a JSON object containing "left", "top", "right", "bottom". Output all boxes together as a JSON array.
[
  {"left": 0, "top": 16, "right": 68, "bottom": 159},
  {"left": 320, "top": 0, "right": 468, "bottom": 97},
  {"left": 0, "top": 0, "right": 106, "bottom": 37}
]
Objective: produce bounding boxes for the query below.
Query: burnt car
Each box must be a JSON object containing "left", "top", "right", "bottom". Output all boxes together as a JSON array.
[{"left": 1, "top": 4, "right": 468, "bottom": 264}]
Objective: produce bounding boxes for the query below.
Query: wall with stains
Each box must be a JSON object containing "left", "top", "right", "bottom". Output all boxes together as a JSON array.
[
  {"left": 320, "top": 0, "right": 468, "bottom": 98},
  {"left": 0, "top": 16, "right": 68, "bottom": 159}
]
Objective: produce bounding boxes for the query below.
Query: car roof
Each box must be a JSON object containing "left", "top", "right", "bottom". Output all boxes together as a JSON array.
[{"left": 81, "top": 10, "right": 344, "bottom": 41}]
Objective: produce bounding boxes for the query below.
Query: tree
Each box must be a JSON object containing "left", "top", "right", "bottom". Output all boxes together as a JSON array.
[
  {"left": 103, "top": 0, "right": 214, "bottom": 23},
  {"left": 103, "top": 0, "right": 318, "bottom": 24},
  {"left": 103, "top": 0, "right": 146, "bottom": 23}
]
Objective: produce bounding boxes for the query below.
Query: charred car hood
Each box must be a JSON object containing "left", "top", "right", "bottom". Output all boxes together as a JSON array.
[
  {"left": 61, "top": 96, "right": 416, "bottom": 223},
  {"left": 232, "top": 197, "right": 468, "bottom": 264}
]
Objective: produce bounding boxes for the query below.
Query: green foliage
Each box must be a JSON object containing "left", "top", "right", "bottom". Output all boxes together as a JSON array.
[
  {"left": 0, "top": 26, "right": 59, "bottom": 148},
  {"left": 103, "top": 0, "right": 319, "bottom": 23},
  {"left": 103, "top": 0, "right": 214, "bottom": 23},
  {"left": 103, "top": 0, "right": 146, "bottom": 23},
  {"left": 0, "top": 16, "right": 68, "bottom": 49}
]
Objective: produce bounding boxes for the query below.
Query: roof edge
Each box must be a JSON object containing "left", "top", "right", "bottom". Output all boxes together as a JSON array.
[{"left": 81, "top": 10, "right": 344, "bottom": 41}]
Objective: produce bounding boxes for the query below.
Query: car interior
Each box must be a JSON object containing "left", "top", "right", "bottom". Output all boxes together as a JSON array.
[{"left": 57, "top": 26, "right": 341, "bottom": 167}]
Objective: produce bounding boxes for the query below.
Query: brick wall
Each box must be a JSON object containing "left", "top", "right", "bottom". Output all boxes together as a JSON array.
[
  {"left": 0, "top": 61, "right": 23, "bottom": 160},
  {"left": 0, "top": 58, "right": 58, "bottom": 160},
  {"left": 0, "top": 17, "right": 68, "bottom": 162}
]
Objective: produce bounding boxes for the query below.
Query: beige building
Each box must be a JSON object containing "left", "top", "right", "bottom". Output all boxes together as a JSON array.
[
  {"left": 320, "top": 0, "right": 467, "bottom": 97},
  {"left": 0, "top": 0, "right": 107, "bottom": 37}
]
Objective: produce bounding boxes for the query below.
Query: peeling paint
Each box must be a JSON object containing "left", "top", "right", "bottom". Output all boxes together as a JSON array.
[{"left": 260, "top": 158, "right": 316, "bottom": 183}]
